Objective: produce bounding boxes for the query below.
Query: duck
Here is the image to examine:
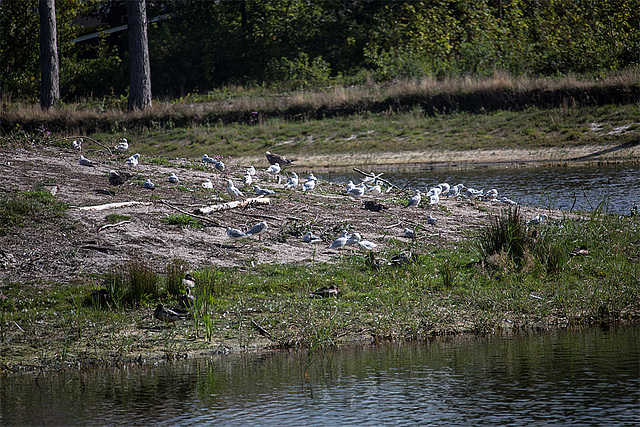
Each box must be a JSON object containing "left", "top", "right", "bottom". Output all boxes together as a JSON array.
[
  {"left": 178, "top": 291, "right": 194, "bottom": 309},
  {"left": 182, "top": 273, "right": 196, "bottom": 289},
  {"left": 86, "top": 289, "right": 109, "bottom": 307},
  {"left": 108, "top": 170, "right": 131, "bottom": 186},
  {"left": 154, "top": 304, "right": 183, "bottom": 323}
]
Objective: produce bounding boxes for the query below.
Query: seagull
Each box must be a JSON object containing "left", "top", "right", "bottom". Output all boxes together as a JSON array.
[
  {"left": 127, "top": 153, "right": 140, "bottom": 167},
  {"left": 168, "top": 173, "right": 180, "bottom": 183},
  {"left": 79, "top": 155, "right": 96, "bottom": 167},
  {"left": 254, "top": 185, "right": 275, "bottom": 196},
  {"left": 266, "top": 151, "right": 294, "bottom": 166},
  {"left": 328, "top": 231, "right": 349, "bottom": 251},
  {"left": 266, "top": 163, "right": 281, "bottom": 176},
  {"left": 346, "top": 232, "right": 362, "bottom": 247},
  {"left": 527, "top": 214, "right": 548, "bottom": 226},
  {"left": 347, "top": 183, "right": 366, "bottom": 199},
  {"left": 500, "top": 196, "right": 518, "bottom": 205},
  {"left": 428, "top": 193, "right": 439, "bottom": 206},
  {"left": 302, "top": 177, "right": 316, "bottom": 192},
  {"left": 307, "top": 173, "right": 318, "bottom": 182},
  {"left": 426, "top": 186, "right": 442, "bottom": 197},
  {"left": 437, "top": 183, "right": 450, "bottom": 195},
  {"left": 72, "top": 138, "right": 83, "bottom": 151},
  {"left": 404, "top": 228, "right": 416, "bottom": 238},
  {"left": 358, "top": 240, "right": 378, "bottom": 251},
  {"left": 447, "top": 184, "right": 463, "bottom": 198},
  {"left": 115, "top": 138, "right": 129, "bottom": 151},
  {"left": 310, "top": 284, "right": 339, "bottom": 298},
  {"left": 246, "top": 166, "right": 256, "bottom": 176},
  {"left": 426, "top": 215, "right": 437, "bottom": 225},
  {"left": 243, "top": 174, "right": 252, "bottom": 187},
  {"left": 483, "top": 189, "right": 498, "bottom": 201},
  {"left": 202, "top": 179, "right": 213, "bottom": 189},
  {"left": 246, "top": 221, "right": 268, "bottom": 240},
  {"left": 202, "top": 154, "right": 215, "bottom": 164},
  {"left": 367, "top": 183, "right": 382, "bottom": 196},
  {"left": 143, "top": 179, "right": 155, "bottom": 189},
  {"left": 465, "top": 187, "right": 483, "bottom": 199},
  {"left": 226, "top": 227, "right": 246, "bottom": 241},
  {"left": 108, "top": 170, "right": 131, "bottom": 186},
  {"left": 153, "top": 304, "right": 182, "bottom": 324},
  {"left": 406, "top": 190, "right": 421, "bottom": 208},
  {"left": 346, "top": 180, "right": 355, "bottom": 192},
  {"left": 215, "top": 160, "right": 225, "bottom": 171},
  {"left": 284, "top": 172, "right": 299, "bottom": 189},
  {"left": 226, "top": 179, "right": 244, "bottom": 199},
  {"left": 303, "top": 231, "right": 323, "bottom": 243}
]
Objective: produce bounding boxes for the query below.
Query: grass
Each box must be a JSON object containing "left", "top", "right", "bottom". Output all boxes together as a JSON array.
[
  {"left": 0, "top": 188, "right": 67, "bottom": 234},
  {"left": 160, "top": 214, "right": 203, "bottom": 228},
  {"left": 1, "top": 208, "right": 638, "bottom": 372}
]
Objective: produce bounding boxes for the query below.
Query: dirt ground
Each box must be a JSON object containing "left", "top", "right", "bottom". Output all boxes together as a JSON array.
[{"left": 0, "top": 144, "right": 584, "bottom": 286}]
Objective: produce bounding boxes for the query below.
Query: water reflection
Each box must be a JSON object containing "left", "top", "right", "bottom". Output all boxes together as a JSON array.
[
  {"left": 1, "top": 323, "right": 638, "bottom": 426},
  {"left": 316, "top": 164, "right": 639, "bottom": 215}
]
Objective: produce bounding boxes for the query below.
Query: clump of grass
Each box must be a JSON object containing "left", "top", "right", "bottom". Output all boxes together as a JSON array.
[
  {"left": 438, "top": 258, "right": 456, "bottom": 289},
  {"left": 193, "top": 266, "right": 229, "bottom": 297},
  {"left": 105, "top": 257, "right": 159, "bottom": 306},
  {"left": 476, "top": 206, "right": 529, "bottom": 266},
  {"left": 161, "top": 214, "right": 202, "bottom": 228},
  {"left": 0, "top": 189, "right": 67, "bottom": 233},
  {"left": 164, "top": 258, "right": 190, "bottom": 297}
]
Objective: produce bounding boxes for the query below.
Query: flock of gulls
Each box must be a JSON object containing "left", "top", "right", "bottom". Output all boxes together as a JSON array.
[{"left": 72, "top": 137, "right": 553, "bottom": 323}]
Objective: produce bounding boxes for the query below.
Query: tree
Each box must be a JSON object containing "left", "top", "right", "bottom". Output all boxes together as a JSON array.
[
  {"left": 39, "top": 0, "right": 60, "bottom": 109},
  {"left": 127, "top": 0, "right": 151, "bottom": 111}
]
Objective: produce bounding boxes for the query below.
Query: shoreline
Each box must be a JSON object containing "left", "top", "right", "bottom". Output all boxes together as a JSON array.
[{"left": 234, "top": 142, "right": 640, "bottom": 172}]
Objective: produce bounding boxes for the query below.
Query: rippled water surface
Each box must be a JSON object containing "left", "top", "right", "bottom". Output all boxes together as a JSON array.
[
  {"left": 317, "top": 163, "right": 639, "bottom": 215},
  {"left": 2, "top": 324, "right": 638, "bottom": 426}
]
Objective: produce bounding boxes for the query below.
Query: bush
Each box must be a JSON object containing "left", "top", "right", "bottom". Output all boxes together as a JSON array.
[{"left": 476, "top": 207, "right": 529, "bottom": 267}]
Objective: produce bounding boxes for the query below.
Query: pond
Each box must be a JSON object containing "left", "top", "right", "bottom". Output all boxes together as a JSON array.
[
  {"left": 315, "top": 163, "right": 639, "bottom": 216},
  {"left": 1, "top": 323, "right": 638, "bottom": 426}
]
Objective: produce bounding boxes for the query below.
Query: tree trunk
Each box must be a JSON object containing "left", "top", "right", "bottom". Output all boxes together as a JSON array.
[
  {"left": 127, "top": 0, "right": 152, "bottom": 111},
  {"left": 39, "top": 0, "right": 59, "bottom": 110}
]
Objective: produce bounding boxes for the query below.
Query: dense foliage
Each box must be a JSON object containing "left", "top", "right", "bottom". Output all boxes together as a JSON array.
[{"left": 2, "top": 0, "right": 639, "bottom": 101}]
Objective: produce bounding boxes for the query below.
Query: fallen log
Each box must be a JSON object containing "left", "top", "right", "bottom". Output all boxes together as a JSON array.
[
  {"left": 195, "top": 197, "right": 270, "bottom": 215},
  {"left": 78, "top": 201, "right": 152, "bottom": 211},
  {"left": 97, "top": 220, "right": 131, "bottom": 233}
]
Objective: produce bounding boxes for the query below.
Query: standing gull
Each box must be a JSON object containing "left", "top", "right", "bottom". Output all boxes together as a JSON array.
[
  {"left": 266, "top": 163, "right": 281, "bottom": 176},
  {"left": 246, "top": 221, "right": 268, "bottom": 240},
  {"left": 328, "top": 231, "right": 349, "bottom": 251},
  {"left": 406, "top": 190, "right": 421, "bottom": 208},
  {"left": 243, "top": 174, "right": 252, "bottom": 187},
  {"left": 226, "top": 179, "right": 245, "bottom": 199},
  {"left": 284, "top": 172, "right": 299, "bottom": 189},
  {"left": 246, "top": 166, "right": 256, "bottom": 176},
  {"left": 347, "top": 183, "right": 366, "bottom": 200},
  {"left": 72, "top": 138, "right": 83, "bottom": 151}
]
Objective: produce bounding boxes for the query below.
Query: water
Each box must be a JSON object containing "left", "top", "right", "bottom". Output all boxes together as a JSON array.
[
  {"left": 1, "top": 323, "right": 638, "bottom": 426},
  {"left": 315, "top": 163, "right": 639, "bottom": 215}
]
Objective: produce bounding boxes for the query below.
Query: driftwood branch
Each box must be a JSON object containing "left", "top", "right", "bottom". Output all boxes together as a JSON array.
[
  {"left": 97, "top": 220, "right": 131, "bottom": 233},
  {"left": 195, "top": 197, "right": 271, "bottom": 215},
  {"left": 78, "top": 201, "right": 152, "bottom": 211},
  {"left": 353, "top": 167, "right": 402, "bottom": 191},
  {"left": 53, "top": 136, "right": 113, "bottom": 155}
]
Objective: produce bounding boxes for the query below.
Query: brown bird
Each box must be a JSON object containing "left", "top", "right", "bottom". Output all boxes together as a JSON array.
[
  {"left": 570, "top": 245, "right": 588, "bottom": 257},
  {"left": 108, "top": 170, "right": 132, "bottom": 186},
  {"left": 266, "top": 151, "right": 294, "bottom": 166},
  {"left": 153, "top": 304, "right": 183, "bottom": 323},
  {"left": 311, "top": 284, "right": 340, "bottom": 298}
]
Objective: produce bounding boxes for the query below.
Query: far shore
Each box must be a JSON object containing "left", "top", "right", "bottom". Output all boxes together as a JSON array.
[{"left": 233, "top": 141, "right": 640, "bottom": 172}]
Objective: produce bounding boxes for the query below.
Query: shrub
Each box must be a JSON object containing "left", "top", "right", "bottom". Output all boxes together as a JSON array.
[{"left": 476, "top": 207, "right": 529, "bottom": 266}]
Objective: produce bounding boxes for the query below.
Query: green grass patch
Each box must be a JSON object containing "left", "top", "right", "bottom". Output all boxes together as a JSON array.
[
  {"left": 160, "top": 214, "right": 203, "bottom": 228},
  {"left": 0, "top": 189, "right": 67, "bottom": 234}
]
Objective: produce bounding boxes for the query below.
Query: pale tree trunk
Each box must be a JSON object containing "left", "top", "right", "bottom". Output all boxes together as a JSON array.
[
  {"left": 127, "top": 0, "right": 152, "bottom": 111},
  {"left": 39, "top": 0, "right": 60, "bottom": 110}
]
